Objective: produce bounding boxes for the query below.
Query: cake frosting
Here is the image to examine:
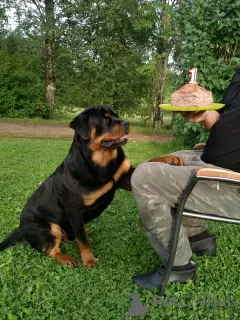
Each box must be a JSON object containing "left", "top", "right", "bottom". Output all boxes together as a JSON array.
[{"left": 171, "top": 83, "right": 213, "bottom": 107}]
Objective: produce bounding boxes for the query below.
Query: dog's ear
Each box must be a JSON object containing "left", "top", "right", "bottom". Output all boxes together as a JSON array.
[{"left": 69, "top": 113, "right": 90, "bottom": 140}]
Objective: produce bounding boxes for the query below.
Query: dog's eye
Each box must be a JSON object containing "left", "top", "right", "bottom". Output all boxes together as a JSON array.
[{"left": 103, "top": 113, "right": 110, "bottom": 123}]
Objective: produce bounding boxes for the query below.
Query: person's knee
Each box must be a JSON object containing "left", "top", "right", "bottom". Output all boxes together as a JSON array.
[{"left": 131, "top": 162, "right": 148, "bottom": 192}]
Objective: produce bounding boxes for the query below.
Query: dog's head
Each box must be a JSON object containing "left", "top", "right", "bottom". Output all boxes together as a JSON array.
[{"left": 70, "top": 105, "right": 129, "bottom": 150}]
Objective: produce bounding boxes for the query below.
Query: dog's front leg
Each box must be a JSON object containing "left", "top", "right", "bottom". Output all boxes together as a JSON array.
[
  {"left": 67, "top": 201, "right": 97, "bottom": 268},
  {"left": 115, "top": 166, "right": 135, "bottom": 191},
  {"left": 148, "top": 155, "right": 184, "bottom": 166}
]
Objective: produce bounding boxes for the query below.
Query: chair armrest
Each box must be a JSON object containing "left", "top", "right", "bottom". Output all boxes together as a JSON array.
[
  {"left": 193, "top": 143, "right": 206, "bottom": 150},
  {"left": 196, "top": 168, "right": 240, "bottom": 182}
]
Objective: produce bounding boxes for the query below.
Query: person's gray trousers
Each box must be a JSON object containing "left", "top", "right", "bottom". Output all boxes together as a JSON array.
[{"left": 131, "top": 150, "right": 240, "bottom": 266}]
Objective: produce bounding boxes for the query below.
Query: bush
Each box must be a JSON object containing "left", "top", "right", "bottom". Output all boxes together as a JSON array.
[
  {"left": 2, "top": 101, "right": 50, "bottom": 119},
  {"left": 172, "top": 113, "right": 209, "bottom": 148}
]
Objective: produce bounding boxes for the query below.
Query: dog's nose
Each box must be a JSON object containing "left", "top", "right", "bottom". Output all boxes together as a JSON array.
[{"left": 121, "top": 121, "right": 129, "bottom": 129}]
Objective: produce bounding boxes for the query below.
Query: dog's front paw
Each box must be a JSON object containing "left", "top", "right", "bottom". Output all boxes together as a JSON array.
[
  {"left": 81, "top": 249, "right": 98, "bottom": 268},
  {"left": 148, "top": 155, "right": 184, "bottom": 166},
  {"left": 51, "top": 252, "right": 77, "bottom": 267},
  {"left": 61, "top": 255, "right": 78, "bottom": 267},
  {"left": 82, "top": 256, "right": 98, "bottom": 268}
]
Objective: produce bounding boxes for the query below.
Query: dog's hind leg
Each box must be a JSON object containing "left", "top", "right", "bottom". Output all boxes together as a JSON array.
[
  {"left": 21, "top": 219, "right": 76, "bottom": 266},
  {"left": 67, "top": 201, "right": 97, "bottom": 268},
  {"left": 48, "top": 223, "right": 77, "bottom": 267}
]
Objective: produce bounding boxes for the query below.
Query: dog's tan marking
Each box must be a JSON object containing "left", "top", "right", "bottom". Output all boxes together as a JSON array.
[
  {"left": 62, "top": 229, "right": 69, "bottom": 241},
  {"left": 77, "top": 240, "right": 97, "bottom": 268},
  {"left": 90, "top": 124, "right": 126, "bottom": 152},
  {"left": 83, "top": 158, "right": 131, "bottom": 206},
  {"left": 113, "top": 158, "right": 131, "bottom": 181},
  {"left": 48, "top": 223, "right": 77, "bottom": 267},
  {"left": 90, "top": 128, "right": 96, "bottom": 140},
  {"left": 50, "top": 223, "right": 63, "bottom": 241},
  {"left": 85, "top": 227, "right": 90, "bottom": 233},
  {"left": 148, "top": 155, "right": 184, "bottom": 166},
  {"left": 92, "top": 149, "right": 117, "bottom": 167},
  {"left": 90, "top": 124, "right": 126, "bottom": 166},
  {"left": 83, "top": 181, "right": 114, "bottom": 206}
]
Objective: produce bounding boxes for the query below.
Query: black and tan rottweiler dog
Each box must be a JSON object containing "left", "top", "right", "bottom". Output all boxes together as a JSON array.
[{"left": 0, "top": 105, "right": 183, "bottom": 267}]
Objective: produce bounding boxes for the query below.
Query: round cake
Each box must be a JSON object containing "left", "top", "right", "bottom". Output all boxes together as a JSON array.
[{"left": 171, "top": 83, "right": 213, "bottom": 107}]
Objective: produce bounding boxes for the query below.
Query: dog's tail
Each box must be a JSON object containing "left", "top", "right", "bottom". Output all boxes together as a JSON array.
[{"left": 0, "top": 227, "right": 24, "bottom": 251}]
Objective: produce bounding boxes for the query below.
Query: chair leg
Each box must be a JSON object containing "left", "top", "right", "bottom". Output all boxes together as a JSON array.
[
  {"left": 158, "top": 209, "right": 183, "bottom": 296},
  {"left": 158, "top": 174, "right": 198, "bottom": 296}
]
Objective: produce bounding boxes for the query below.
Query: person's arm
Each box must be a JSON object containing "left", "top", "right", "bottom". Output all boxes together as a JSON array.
[
  {"left": 219, "top": 68, "right": 240, "bottom": 114},
  {"left": 181, "top": 110, "right": 220, "bottom": 130},
  {"left": 180, "top": 69, "right": 240, "bottom": 130}
]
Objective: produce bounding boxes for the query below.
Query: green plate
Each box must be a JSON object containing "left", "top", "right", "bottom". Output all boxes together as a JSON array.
[{"left": 159, "top": 103, "right": 225, "bottom": 112}]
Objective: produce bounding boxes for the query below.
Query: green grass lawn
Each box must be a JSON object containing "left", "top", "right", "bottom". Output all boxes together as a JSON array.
[{"left": 0, "top": 139, "right": 240, "bottom": 320}]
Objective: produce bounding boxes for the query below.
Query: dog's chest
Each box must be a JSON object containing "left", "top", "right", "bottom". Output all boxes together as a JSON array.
[{"left": 82, "top": 158, "right": 131, "bottom": 206}]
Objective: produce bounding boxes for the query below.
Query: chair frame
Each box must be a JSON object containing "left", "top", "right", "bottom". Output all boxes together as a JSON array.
[{"left": 158, "top": 149, "right": 240, "bottom": 296}]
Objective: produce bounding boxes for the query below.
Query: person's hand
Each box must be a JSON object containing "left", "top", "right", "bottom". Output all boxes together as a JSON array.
[
  {"left": 180, "top": 111, "right": 207, "bottom": 123},
  {"left": 179, "top": 110, "right": 220, "bottom": 130}
]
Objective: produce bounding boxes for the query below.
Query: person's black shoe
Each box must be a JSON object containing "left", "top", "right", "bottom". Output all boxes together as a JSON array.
[
  {"left": 132, "top": 261, "right": 196, "bottom": 290},
  {"left": 190, "top": 235, "right": 216, "bottom": 256}
]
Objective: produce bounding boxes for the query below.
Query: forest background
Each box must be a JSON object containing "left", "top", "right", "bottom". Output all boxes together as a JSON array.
[{"left": 1, "top": 0, "right": 240, "bottom": 144}]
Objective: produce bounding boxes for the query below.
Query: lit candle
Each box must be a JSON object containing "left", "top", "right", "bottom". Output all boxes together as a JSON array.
[{"left": 189, "top": 68, "right": 197, "bottom": 84}]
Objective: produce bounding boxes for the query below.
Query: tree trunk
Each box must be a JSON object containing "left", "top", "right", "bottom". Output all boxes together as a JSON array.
[
  {"left": 44, "top": 0, "right": 55, "bottom": 119},
  {"left": 170, "top": 112, "right": 177, "bottom": 128},
  {"left": 152, "top": 54, "right": 168, "bottom": 128},
  {"left": 152, "top": 0, "right": 169, "bottom": 128}
]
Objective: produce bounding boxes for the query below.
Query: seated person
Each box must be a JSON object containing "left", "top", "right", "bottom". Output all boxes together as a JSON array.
[{"left": 131, "top": 69, "right": 240, "bottom": 289}]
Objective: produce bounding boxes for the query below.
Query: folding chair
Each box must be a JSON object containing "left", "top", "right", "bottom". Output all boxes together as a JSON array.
[{"left": 158, "top": 143, "right": 240, "bottom": 296}]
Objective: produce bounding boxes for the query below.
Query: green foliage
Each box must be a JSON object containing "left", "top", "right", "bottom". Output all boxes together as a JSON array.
[
  {"left": 173, "top": 0, "right": 240, "bottom": 100},
  {"left": 172, "top": 114, "right": 209, "bottom": 148},
  {"left": 5, "top": 102, "right": 50, "bottom": 119},
  {"left": 0, "top": 33, "right": 49, "bottom": 118},
  {"left": 171, "top": 0, "right": 240, "bottom": 146},
  {"left": 1, "top": 139, "right": 240, "bottom": 319},
  {"left": 58, "top": 0, "right": 156, "bottom": 114},
  {"left": 163, "top": 70, "right": 182, "bottom": 104},
  {"left": 0, "top": 0, "right": 157, "bottom": 117},
  {"left": 3, "top": 0, "right": 240, "bottom": 122}
]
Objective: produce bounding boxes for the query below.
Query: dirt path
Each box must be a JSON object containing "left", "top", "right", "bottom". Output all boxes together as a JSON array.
[{"left": 0, "top": 121, "right": 173, "bottom": 142}]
